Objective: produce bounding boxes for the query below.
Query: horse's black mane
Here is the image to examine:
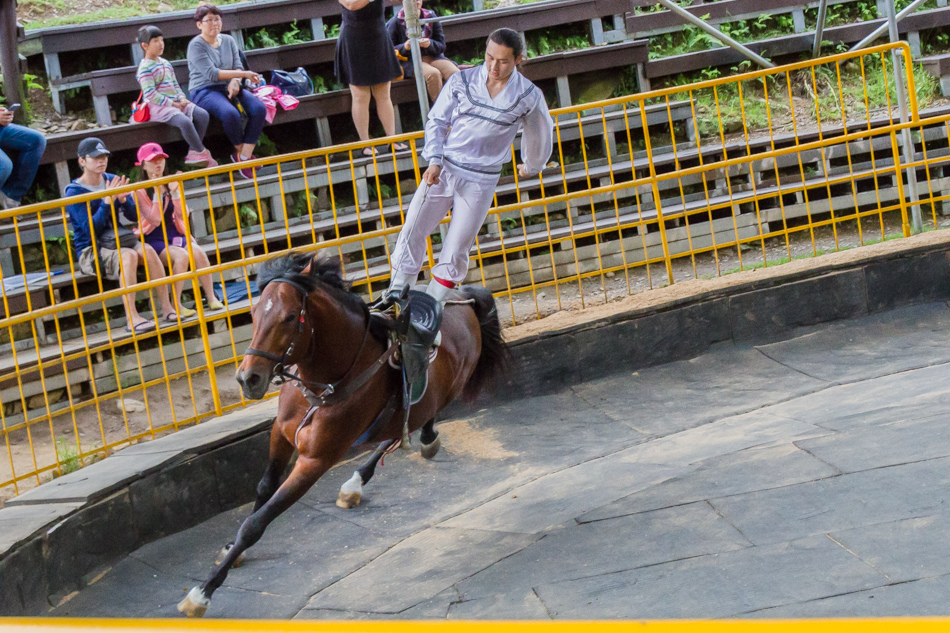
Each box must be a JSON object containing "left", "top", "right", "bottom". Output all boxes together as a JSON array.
[{"left": 257, "top": 251, "right": 350, "bottom": 295}]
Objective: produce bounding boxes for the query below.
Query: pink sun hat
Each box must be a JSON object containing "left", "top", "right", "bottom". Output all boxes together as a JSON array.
[{"left": 135, "top": 142, "right": 169, "bottom": 166}]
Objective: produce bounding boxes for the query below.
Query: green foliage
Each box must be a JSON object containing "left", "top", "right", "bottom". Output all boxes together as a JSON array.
[
  {"left": 240, "top": 204, "right": 260, "bottom": 229},
  {"left": 526, "top": 32, "right": 589, "bottom": 57},
  {"left": 246, "top": 21, "right": 311, "bottom": 50},
  {"left": 287, "top": 191, "right": 316, "bottom": 219},
  {"left": 325, "top": 23, "right": 341, "bottom": 38},
  {"left": 55, "top": 437, "right": 81, "bottom": 476},
  {"left": 255, "top": 133, "right": 278, "bottom": 158},
  {"left": 611, "top": 65, "right": 642, "bottom": 98}
]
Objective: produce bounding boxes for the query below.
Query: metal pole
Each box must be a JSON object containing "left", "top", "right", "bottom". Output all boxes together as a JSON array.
[
  {"left": 812, "top": 0, "right": 829, "bottom": 57},
  {"left": 402, "top": 0, "right": 429, "bottom": 124},
  {"left": 882, "top": 0, "right": 922, "bottom": 233},
  {"left": 0, "top": 0, "right": 23, "bottom": 116},
  {"left": 653, "top": 0, "right": 774, "bottom": 68},
  {"left": 848, "top": 0, "right": 930, "bottom": 53}
]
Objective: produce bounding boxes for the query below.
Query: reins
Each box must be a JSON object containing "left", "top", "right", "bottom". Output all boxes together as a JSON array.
[{"left": 244, "top": 278, "right": 397, "bottom": 409}]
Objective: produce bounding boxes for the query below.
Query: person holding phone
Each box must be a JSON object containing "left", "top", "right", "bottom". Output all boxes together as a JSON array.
[
  {"left": 0, "top": 104, "right": 47, "bottom": 209},
  {"left": 186, "top": 3, "right": 267, "bottom": 179},
  {"left": 387, "top": 0, "right": 458, "bottom": 103}
]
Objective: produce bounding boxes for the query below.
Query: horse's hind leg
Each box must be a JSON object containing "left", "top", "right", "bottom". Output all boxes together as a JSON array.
[
  {"left": 420, "top": 418, "right": 440, "bottom": 459},
  {"left": 337, "top": 439, "right": 399, "bottom": 509},
  {"left": 179, "top": 455, "right": 326, "bottom": 618},
  {"left": 217, "top": 424, "right": 295, "bottom": 567}
]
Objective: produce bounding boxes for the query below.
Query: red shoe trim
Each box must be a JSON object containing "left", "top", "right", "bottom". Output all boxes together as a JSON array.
[{"left": 432, "top": 276, "right": 456, "bottom": 289}]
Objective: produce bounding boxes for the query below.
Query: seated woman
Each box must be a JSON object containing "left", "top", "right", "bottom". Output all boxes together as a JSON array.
[
  {"left": 136, "top": 25, "right": 217, "bottom": 168},
  {"left": 386, "top": 0, "right": 458, "bottom": 103},
  {"left": 186, "top": 3, "right": 266, "bottom": 179},
  {"left": 134, "top": 142, "right": 225, "bottom": 317}
]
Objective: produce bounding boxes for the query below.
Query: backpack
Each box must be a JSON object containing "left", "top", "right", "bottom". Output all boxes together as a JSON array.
[{"left": 267, "top": 68, "right": 313, "bottom": 98}]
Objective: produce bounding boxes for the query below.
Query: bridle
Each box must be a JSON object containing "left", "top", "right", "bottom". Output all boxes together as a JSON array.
[{"left": 243, "top": 277, "right": 397, "bottom": 408}]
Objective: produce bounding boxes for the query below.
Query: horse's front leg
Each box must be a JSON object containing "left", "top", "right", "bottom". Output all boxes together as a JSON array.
[
  {"left": 217, "top": 422, "right": 296, "bottom": 566},
  {"left": 178, "top": 455, "right": 328, "bottom": 618}
]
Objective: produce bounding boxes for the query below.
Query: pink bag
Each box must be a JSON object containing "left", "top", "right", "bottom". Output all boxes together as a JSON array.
[
  {"left": 251, "top": 86, "right": 299, "bottom": 123},
  {"left": 275, "top": 93, "right": 299, "bottom": 111}
]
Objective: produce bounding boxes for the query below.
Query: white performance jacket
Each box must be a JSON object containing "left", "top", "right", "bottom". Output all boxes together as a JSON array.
[{"left": 422, "top": 64, "right": 554, "bottom": 185}]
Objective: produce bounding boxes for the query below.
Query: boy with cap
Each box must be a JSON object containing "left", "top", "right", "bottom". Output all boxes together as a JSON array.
[{"left": 65, "top": 137, "right": 177, "bottom": 333}]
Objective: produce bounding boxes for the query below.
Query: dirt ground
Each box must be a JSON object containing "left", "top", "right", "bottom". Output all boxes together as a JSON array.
[{"left": 3, "top": 210, "right": 950, "bottom": 505}]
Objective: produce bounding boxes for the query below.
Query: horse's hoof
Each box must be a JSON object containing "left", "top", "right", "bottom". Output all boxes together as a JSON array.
[
  {"left": 177, "top": 587, "right": 210, "bottom": 618},
  {"left": 336, "top": 471, "right": 362, "bottom": 509},
  {"left": 216, "top": 543, "right": 246, "bottom": 568},
  {"left": 421, "top": 435, "right": 441, "bottom": 459}
]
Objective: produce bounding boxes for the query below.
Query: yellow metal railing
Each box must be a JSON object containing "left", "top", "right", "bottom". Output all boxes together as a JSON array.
[{"left": 1, "top": 42, "right": 943, "bottom": 500}]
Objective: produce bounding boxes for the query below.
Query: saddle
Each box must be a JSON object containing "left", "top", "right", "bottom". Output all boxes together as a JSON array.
[{"left": 386, "top": 285, "right": 443, "bottom": 405}]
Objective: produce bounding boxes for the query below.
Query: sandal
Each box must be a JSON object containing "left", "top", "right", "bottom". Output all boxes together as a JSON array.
[
  {"left": 393, "top": 142, "right": 409, "bottom": 152},
  {"left": 125, "top": 320, "right": 155, "bottom": 333},
  {"left": 163, "top": 312, "right": 179, "bottom": 323},
  {"left": 361, "top": 147, "right": 377, "bottom": 157}
]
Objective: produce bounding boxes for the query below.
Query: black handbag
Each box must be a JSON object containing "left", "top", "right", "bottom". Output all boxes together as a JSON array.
[
  {"left": 99, "top": 227, "right": 138, "bottom": 250},
  {"left": 267, "top": 68, "right": 313, "bottom": 97}
]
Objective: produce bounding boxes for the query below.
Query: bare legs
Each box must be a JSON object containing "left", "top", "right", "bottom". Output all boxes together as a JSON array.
[
  {"left": 118, "top": 243, "right": 174, "bottom": 329},
  {"left": 348, "top": 82, "right": 398, "bottom": 153},
  {"left": 161, "top": 243, "right": 217, "bottom": 313}
]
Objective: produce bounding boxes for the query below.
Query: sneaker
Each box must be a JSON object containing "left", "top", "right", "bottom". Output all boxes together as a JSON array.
[
  {"left": 186, "top": 149, "right": 217, "bottom": 168},
  {"left": 0, "top": 192, "right": 19, "bottom": 210},
  {"left": 207, "top": 299, "right": 225, "bottom": 311},
  {"left": 230, "top": 153, "right": 255, "bottom": 180}
]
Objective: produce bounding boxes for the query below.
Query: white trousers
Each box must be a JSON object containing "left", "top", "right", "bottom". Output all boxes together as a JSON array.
[{"left": 390, "top": 167, "right": 497, "bottom": 286}]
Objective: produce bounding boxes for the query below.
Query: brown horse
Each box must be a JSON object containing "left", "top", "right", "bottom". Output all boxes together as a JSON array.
[{"left": 177, "top": 252, "right": 507, "bottom": 617}]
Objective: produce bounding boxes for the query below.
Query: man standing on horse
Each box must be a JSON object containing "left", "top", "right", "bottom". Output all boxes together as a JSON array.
[{"left": 384, "top": 27, "right": 554, "bottom": 304}]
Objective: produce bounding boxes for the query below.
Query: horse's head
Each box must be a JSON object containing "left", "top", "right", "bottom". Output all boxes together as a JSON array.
[{"left": 236, "top": 253, "right": 317, "bottom": 400}]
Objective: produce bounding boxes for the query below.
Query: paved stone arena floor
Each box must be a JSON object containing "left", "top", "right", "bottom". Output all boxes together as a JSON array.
[{"left": 51, "top": 302, "right": 950, "bottom": 619}]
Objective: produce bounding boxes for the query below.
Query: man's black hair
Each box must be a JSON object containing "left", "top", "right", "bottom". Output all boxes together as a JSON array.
[{"left": 486, "top": 28, "right": 524, "bottom": 58}]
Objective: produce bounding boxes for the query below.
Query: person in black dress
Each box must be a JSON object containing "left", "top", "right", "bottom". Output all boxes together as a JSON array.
[{"left": 336, "top": 0, "right": 407, "bottom": 156}]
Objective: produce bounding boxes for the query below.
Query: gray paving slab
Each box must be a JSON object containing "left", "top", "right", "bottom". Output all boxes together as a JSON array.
[
  {"left": 774, "top": 362, "right": 950, "bottom": 432},
  {"left": 755, "top": 303, "right": 950, "bottom": 384},
  {"left": 532, "top": 534, "right": 888, "bottom": 619},
  {"left": 578, "top": 443, "right": 839, "bottom": 523},
  {"left": 455, "top": 501, "right": 751, "bottom": 601},
  {"left": 0, "top": 502, "right": 81, "bottom": 552},
  {"left": 710, "top": 457, "right": 950, "bottom": 546},
  {"left": 795, "top": 413, "right": 950, "bottom": 474},
  {"left": 571, "top": 346, "right": 826, "bottom": 437},
  {"left": 448, "top": 590, "right": 551, "bottom": 619},
  {"left": 829, "top": 513, "right": 950, "bottom": 584},
  {"left": 744, "top": 575, "right": 950, "bottom": 618},
  {"left": 305, "top": 527, "right": 538, "bottom": 613},
  {"left": 298, "top": 389, "right": 646, "bottom": 539}
]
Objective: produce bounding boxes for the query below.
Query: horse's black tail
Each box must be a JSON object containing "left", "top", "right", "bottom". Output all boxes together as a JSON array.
[{"left": 462, "top": 286, "right": 510, "bottom": 403}]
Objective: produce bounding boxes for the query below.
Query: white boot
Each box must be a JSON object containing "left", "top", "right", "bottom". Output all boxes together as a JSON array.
[
  {"left": 389, "top": 271, "right": 416, "bottom": 295},
  {"left": 425, "top": 280, "right": 455, "bottom": 347}
]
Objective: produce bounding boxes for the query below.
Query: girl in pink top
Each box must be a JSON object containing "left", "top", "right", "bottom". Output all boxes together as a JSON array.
[{"left": 135, "top": 142, "right": 225, "bottom": 320}]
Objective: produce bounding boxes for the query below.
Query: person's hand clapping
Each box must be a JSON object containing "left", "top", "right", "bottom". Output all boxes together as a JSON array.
[
  {"left": 0, "top": 108, "right": 13, "bottom": 126},
  {"left": 423, "top": 164, "right": 441, "bottom": 186},
  {"left": 105, "top": 174, "right": 131, "bottom": 203}
]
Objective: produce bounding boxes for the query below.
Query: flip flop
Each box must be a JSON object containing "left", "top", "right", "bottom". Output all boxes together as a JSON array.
[
  {"left": 125, "top": 320, "right": 155, "bottom": 333},
  {"left": 393, "top": 142, "right": 409, "bottom": 152},
  {"left": 163, "top": 312, "right": 179, "bottom": 323},
  {"left": 361, "top": 147, "right": 377, "bottom": 157}
]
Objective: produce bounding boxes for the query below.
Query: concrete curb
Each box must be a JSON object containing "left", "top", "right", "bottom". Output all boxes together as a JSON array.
[{"left": 2, "top": 240, "right": 949, "bottom": 615}]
